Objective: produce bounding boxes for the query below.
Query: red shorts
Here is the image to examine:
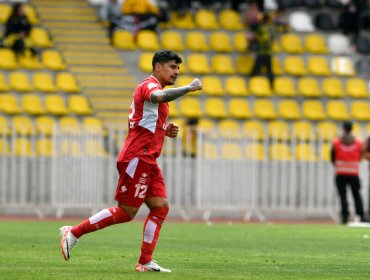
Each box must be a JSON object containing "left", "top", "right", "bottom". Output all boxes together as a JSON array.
[{"left": 114, "top": 157, "right": 167, "bottom": 208}]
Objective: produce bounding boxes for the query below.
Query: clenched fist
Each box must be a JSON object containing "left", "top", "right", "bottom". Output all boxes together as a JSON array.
[
  {"left": 165, "top": 123, "right": 179, "bottom": 138},
  {"left": 188, "top": 78, "right": 202, "bottom": 92}
]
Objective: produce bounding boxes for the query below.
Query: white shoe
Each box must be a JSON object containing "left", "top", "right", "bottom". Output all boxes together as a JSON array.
[
  {"left": 135, "top": 260, "right": 171, "bottom": 272},
  {"left": 59, "top": 226, "right": 78, "bottom": 261}
]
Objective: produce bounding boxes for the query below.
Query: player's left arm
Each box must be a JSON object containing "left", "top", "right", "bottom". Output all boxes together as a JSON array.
[{"left": 165, "top": 123, "right": 179, "bottom": 138}]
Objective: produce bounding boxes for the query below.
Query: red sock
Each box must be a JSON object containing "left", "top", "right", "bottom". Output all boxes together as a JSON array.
[
  {"left": 138, "top": 206, "right": 169, "bottom": 265},
  {"left": 71, "top": 207, "right": 132, "bottom": 239}
]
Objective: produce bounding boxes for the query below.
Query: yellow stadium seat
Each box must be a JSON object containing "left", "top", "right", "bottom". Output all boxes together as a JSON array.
[
  {"left": 185, "top": 31, "right": 208, "bottom": 52},
  {"left": 316, "top": 121, "right": 338, "bottom": 141},
  {"left": 30, "top": 27, "right": 53, "bottom": 48},
  {"left": 292, "top": 121, "right": 314, "bottom": 141},
  {"left": 36, "top": 138, "right": 54, "bottom": 157},
  {"left": 351, "top": 101, "right": 370, "bottom": 121},
  {"left": 12, "top": 116, "right": 34, "bottom": 136},
  {"left": 212, "top": 55, "right": 235, "bottom": 74},
  {"left": 60, "top": 116, "right": 80, "bottom": 134},
  {"left": 220, "top": 9, "right": 243, "bottom": 30},
  {"left": 0, "top": 48, "right": 17, "bottom": 70},
  {"left": 326, "top": 101, "right": 349, "bottom": 121},
  {"left": 254, "top": 99, "right": 277, "bottom": 120},
  {"left": 168, "top": 101, "right": 179, "bottom": 118},
  {"left": 272, "top": 57, "right": 284, "bottom": 75},
  {"left": 366, "top": 124, "right": 370, "bottom": 135},
  {"left": 249, "top": 76, "right": 272, "bottom": 97},
  {"left": 203, "top": 142, "right": 218, "bottom": 159},
  {"left": 33, "top": 72, "right": 56, "bottom": 93},
  {"left": 242, "top": 120, "right": 265, "bottom": 141},
  {"left": 304, "top": 34, "right": 328, "bottom": 53},
  {"left": 322, "top": 78, "right": 344, "bottom": 98},
  {"left": 85, "top": 139, "right": 107, "bottom": 157},
  {"left": 69, "top": 95, "right": 93, "bottom": 115},
  {"left": 346, "top": 78, "right": 369, "bottom": 98},
  {"left": 188, "top": 54, "right": 211, "bottom": 74},
  {"left": 10, "top": 72, "right": 33, "bottom": 92},
  {"left": 278, "top": 100, "right": 301, "bottom": 120},
  {"left": 332, "top": 57, "right": 355, "bottom": 76},
  {"left": 233, "top": 32, "right": 248, "bottom": 52},
  {"left": 42, "top": 50, "right": 66, "bottom": 71},
  {"left": 137, "top": 30, "right": 160, "bottom": 51},
  {"left": 57, "top": 72, "right": 80, "bottom": 93},
  {"left": 45, "top": 95, "right": 68, "bottom": 115},
  {"left": 318, "top": 143, "right": 331, "bottom": 161},
  {"left": 221, "top": 142, "right": 243, "bottom": 159},
  {"left": 202, "top": 76, "right": 224, "bottom": 95},
  {"left": 308, "top": 56, "right": 331, "bottom": 76},
  {"left": 0, "top": 138, "right": 10, "bottom": 155},
  {"left": 139, "top": 52, "right": 154, "bottom": 73},
  {"left": 295, "top": 143, "right": 316, "bottom": 161},
  {"left": 229, "top": 98, "right": 252, "bottom": 119},
  {"left": 179, "top": 97, "right": 202, "bottom": 118},
  {"left": 219, "top": 119, "right": 241, "bottom": 139},
  {"left": 0, "top": 116, "right": 10, "bottom": 136},
  {"left": 0, "top": 94, "right": 22, "bottom": 114},
  {"left": 198, "top": 119, "right": 215, "bottom": 132},
  {"left": 274, "top": 77, "right": 296, "bottom": 97},
  {"left": 24, "top": 4, "right": 40, "bottom": 25},
  {"left": 225, "top": 76, "right": 248, "bottom": 96},
  {"left": 0, "top": 73, "right": 10, "bottom": 91},
  {"left": 352, "top": 123, "right": 362, "bottom": 139},
  {"left": 176, "top": 75, "right": 200, "bottom": 95},
  {"left": 268, "top": 121, "right": 290, "bottom": 141},
  {"left": 161, "top": 30, "right": 184, "bottom": 52},
  {"left": 236, "top": 55, "right": 253, "bottom": 74},
  {"left": 195, "top": 9, "right": 218, "bottom": 29},
  {"left": 209, "top": 31, "right": 233, "bottom": 52},
  {"left": 270, "top": 143, "right": 291, "bottom": 161},
  {"left": 83, "top": 117, "right": 104, "bottom": 133},
  {"left": 204, "top": 98, "right": 227, "bottom": 119},
  {"left": 22, "top": 94, "right": 45, "bottom": 115},
  {"left": 18, "top": 53, "right": 42, "bottom": 70},
  {"left": 302, "top": 101, "right": 326, "bottom": 121},
  {"left": 13, "top": 138, "right": 33, "bottom": 156},
  {"left": 245, "top": 143, "right": 266, "bottom": 160},
  {"left": 281, "top": 33, "right": 304, "bottom": 53},
  {"left": 36, "top": 116, "right": 55, "bottom": 136},
  {"left": 0, "top": 3, "right": 11, "bottom": 24},
  {"left": 284, "top": 56, "right": 307, "bottom": 76},
  {"left": 298, "top": 77, "right": 321, "bottom": 98},
  {"left": 172, "top": 12, "right": 195, "bottom": 29},
  {"left": 113, "top": 30, "right": 136, "bottom": 50}
]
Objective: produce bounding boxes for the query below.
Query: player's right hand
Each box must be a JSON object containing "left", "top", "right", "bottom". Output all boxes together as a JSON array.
[{"left": 188, "top": 78, "right": 202, "bottom": 92}]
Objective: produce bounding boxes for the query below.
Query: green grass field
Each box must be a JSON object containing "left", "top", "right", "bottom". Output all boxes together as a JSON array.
[{"left": 1, "top": 220, "right": 370, "bottom": 279}]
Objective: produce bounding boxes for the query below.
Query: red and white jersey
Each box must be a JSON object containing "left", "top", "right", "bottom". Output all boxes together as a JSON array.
[{"left": 117, "top": 76, "right": 169, "bottom": 164}]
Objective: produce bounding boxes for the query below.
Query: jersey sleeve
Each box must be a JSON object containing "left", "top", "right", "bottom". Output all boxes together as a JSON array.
[{"left": 140, "top": 81, "right": 161, "bottom": 102}]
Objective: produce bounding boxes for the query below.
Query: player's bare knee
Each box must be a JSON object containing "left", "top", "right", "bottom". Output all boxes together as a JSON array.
[{"left": 118, "top": 203, "right": 138, "bottom": 219}]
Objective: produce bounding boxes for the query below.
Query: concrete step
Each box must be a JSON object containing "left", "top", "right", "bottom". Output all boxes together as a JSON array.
[
  {"left": 40, "top": 14, "right": 97, "bottom": 21},
  {"left": 37, "top": 7, "right": 95, "bottom": 15},
  {"left": 80, "top": 80, "right": 136, "bottom": 88},
  {"left": 93, "top": 103, "right": 130, "bottom": 110},
  {"left": 50, "top": 29, "right": 106, "bottom": 36},
  {"left": 97, "top": 111, "right": 128, "bottom": 118},
  {"left": 45, "top": 21, "right": 103, "bottom": 29},
  {"left": 84, "top": 89, "right": 133, "bottom": 96},
  {"left": 57, "top": 43, "right": 114, "bottom": 51},
  {"left": 54, "top": 36, "right": 110, "bottom": 44},
  {"left": 33, "top": 0, "right": 89, "bottom": 7},
  {"left": 77, "top": 74, "right": 134, "bottom": 82},
  {"left": 90, "top": 96, "right": 132, "bottom": 103},
  {"left": 70, "top": 66, "right": 128, "bottom": 74},
  {"left": 64, "top": 51, "right": 119, "bottom": 59},
  {"left": 65, "top": 58, "right": 123, "bottom": 66}
]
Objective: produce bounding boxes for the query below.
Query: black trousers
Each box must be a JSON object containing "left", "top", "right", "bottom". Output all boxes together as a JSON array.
[
  {"left": 335, "top": 175, "right": 364, "bottom": 222},
  {"left": 250, "top": 54, "right": 274, "bottom": 87}
]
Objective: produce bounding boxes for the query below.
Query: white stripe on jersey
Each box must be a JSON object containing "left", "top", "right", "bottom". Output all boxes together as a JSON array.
[{"left": 138, "top": 100, "right": 159, "bottom": 133}]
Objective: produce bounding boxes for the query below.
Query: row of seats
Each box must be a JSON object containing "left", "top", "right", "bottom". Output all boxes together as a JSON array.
[
  {"left": 175, "top": 75, "right": 369, "bottom": 98},
  {"left": 0, "top": 71, "right": 79, "bottom": 93},
  {"left": 0, "top": 94, "right": 93, "bottom": 116},
  {"left": 0, "top": 49, "right": 66, "bottom": 70},
  {"left": 0, "top": 3, "right": 39, "bottom": 25},
  {"left": 170, "top": 97, "right": 370, "bottom": 121},
  {"left": 0, "top": 138, "right": 106, "bottom": 157},
  {"left": 138, "top": 52, "right": 356, "bottom": 76},
  {"left": 0, "top": 116, "right": 102, "bottom": 136}
]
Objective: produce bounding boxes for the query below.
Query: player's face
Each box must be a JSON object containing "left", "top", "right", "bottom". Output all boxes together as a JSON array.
[{"left": 158, "top": 60, "right": 180, "bottom": 86}]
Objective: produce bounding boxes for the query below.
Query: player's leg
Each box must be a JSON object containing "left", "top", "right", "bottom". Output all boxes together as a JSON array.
[
  {"left": 335, "top": 175, "right": 349, "bottom": 224},
  {"left": 136, "top": 164, "right": 171, "bottom": 272},
  {"left": 349, "top": 176, "right": 365, "bottom": 221}
]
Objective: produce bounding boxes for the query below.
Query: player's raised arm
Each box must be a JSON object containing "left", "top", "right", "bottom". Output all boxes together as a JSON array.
[{"left": 150, "top": 78, "right": 202, "bottom": 104}]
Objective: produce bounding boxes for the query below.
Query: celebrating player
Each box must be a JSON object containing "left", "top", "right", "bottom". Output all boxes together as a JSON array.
[{"left": 59, "top": 50, "right": 202, "bottom": 272}]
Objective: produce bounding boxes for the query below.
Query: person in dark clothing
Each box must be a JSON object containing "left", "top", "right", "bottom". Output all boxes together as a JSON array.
[
  {"left": 250, "top": 13, "right": 275, "bottom": 87},
  {"left": 331, "top": 121, "right": 365, "bottom": 224},
  {"left": 361, "top": 135, "right": 370, "bottom": 217},
  {"left": 3, "top": 3, "right": 34, "bottom": 55},
  {"left": 339, "top": 0, "right": 364, "bottom": 46}
]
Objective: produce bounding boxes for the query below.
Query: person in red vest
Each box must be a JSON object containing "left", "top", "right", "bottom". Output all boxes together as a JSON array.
[{"left": 331, "top": 121, "right": 365, "bottom": 224}]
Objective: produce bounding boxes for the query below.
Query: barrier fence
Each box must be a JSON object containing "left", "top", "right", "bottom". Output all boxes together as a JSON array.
[{"left": 0, "top": 128, "right": 369, "bottom": 221}]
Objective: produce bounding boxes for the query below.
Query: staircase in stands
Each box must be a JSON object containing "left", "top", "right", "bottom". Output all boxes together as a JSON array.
[{"left": 32, "top": 0, "right": 135, "bottom": 128}]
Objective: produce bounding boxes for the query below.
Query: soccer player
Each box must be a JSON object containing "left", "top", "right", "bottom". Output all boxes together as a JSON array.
[{"left": 59, "top": 50, "right": 202, "bottom": 272}]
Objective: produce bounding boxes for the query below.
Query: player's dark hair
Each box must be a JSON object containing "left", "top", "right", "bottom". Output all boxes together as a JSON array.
[
  {"left": 152, "top": 50, "right": 182, "bottom": 71},
  {"left": 342, "top": 121, "right": 352, "bottom": 133}
]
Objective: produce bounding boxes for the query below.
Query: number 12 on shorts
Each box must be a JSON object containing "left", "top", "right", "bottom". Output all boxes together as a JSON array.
[{"left": 134, "top": 184, "right": 148, "bottom": 199}]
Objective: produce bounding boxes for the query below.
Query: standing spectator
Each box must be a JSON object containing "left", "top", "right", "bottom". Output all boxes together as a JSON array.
[
  {"left": 121, "top": 0, "right": 160, "bottom": 32},
  {"left": 273, "top": 7, "right": 288, "bottom": 33},
  {"left": 100, "top": 0, "right": 122, "bottom": 42},
  {"left": 362, "top": 135, "right": 370, "bottom": 218},
  {"left": 245, "top": 2, "right": 261, "bottom": 32},
  {"left": 331, "top": 121, "right": 365, "bottom": 224},
  {"left": 250, "top": 13, "right": 276, "bottom": 87},
  {"left": 3, "top": 3, "right": 34, "bottom": 55},
  {"left": 339, "top": 0, "right": 363, "bottom": 47}
]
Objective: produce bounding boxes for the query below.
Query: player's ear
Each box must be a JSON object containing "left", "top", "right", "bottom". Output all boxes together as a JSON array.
[{"left": 155, "top": 62, "right": 162, "bottom": 71}]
